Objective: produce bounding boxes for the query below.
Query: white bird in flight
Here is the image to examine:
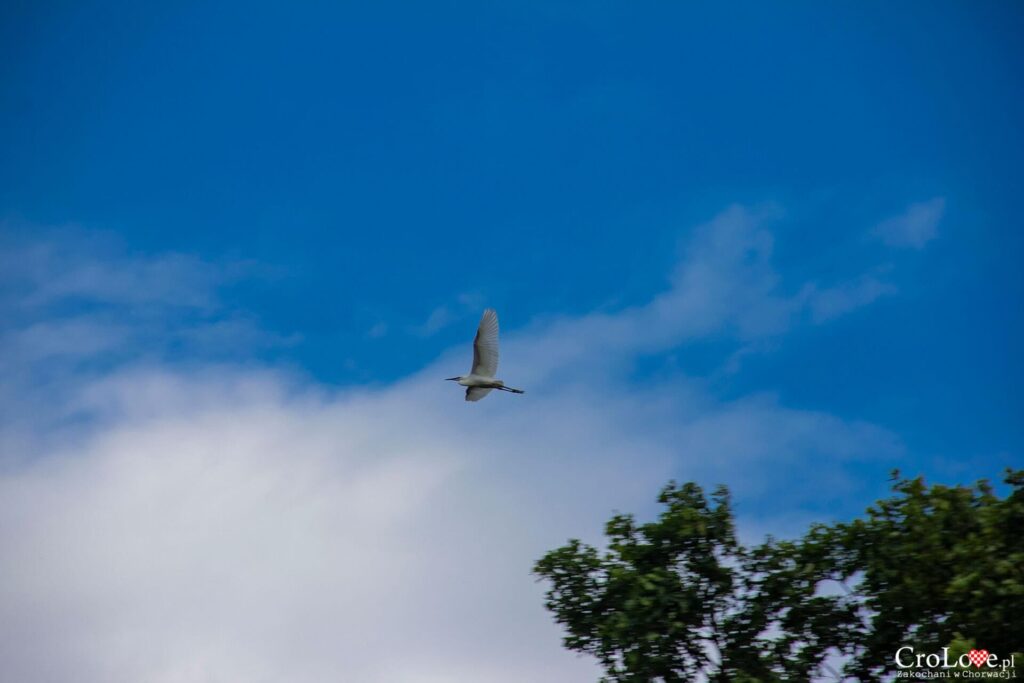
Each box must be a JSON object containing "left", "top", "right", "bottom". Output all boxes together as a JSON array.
[{"left": 446, "top": 308, "right": 525, "bottom": 402}]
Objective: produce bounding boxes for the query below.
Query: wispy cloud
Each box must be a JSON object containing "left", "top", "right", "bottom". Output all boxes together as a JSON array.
[
  {"left": 412, "top": 292, "right": 485, "bottom": 337},
  {"left": 0, "top": 232, "right": 244, "bottom": 311},
  {"left": 0, "top": 227, "right": 292, "bottom": 456},
  {"left": 803, "top": 273, "right": 897, "bottom": 323},
  {"left": 1, "top": 318, "right": 129, "bottom": 361},
  {"left": 365, "top": 321, "right": 389, "bottom": 338},
  {"left": 0, "top": 228, "right": 294, "bottom": 359},
  {"left": 0, "top": 206, "right": 909, "bottom": 682},
  {"left": 871, "top": 197, "right": 945, "bottom": 249},
  {"left": 503, "top": 204, "right": 898, "bottom": 384}
]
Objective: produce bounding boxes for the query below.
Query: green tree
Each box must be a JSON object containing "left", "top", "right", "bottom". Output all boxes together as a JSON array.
[{"left": 534, "top": 470, "right": 1024, "bottom": 682}]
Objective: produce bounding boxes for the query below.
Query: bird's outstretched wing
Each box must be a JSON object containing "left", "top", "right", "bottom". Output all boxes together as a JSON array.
[
  {"left": 470, "top": 308, "right": 499, "bottom": 378},
  {"left": 466, "top": 387, "right": 493, "bottom": 402}
]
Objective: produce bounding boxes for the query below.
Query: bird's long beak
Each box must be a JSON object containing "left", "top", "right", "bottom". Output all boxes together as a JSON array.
[{"left": 444, "top": 377, "right": 460, "bottom": 381}]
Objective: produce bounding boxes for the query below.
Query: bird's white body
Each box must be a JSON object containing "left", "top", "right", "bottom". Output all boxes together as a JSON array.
[
  {"left": 446, "top": 309, "right": 524, "bottom": 401},
  {"left": 455, "top": 374, "right": 506, "bottom": 388}
]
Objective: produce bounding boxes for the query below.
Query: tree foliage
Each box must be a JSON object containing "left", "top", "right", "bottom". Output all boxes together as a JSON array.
[{"left": 534, "top": 470, "right": 1024, "bottom": 682}]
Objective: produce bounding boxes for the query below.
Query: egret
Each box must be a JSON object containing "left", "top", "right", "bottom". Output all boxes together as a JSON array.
[{"left": 445, "top": 308, "right": 525, "bottom": 402}]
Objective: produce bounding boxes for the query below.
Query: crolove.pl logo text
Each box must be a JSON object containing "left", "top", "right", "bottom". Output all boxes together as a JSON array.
[{"left": 895, "top": 646, "right": 1018, "bottom": 679}]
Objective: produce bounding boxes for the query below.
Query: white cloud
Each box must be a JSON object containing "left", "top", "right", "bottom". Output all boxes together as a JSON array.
[
  {"left": 872, "top": 197, "right": 945, "bottom": 249},
  {"left": 0, "top": 364, "right": 899, "bottom": 682},
  {"left": 0, "top": 206, "right": 907, "bottom": 682},
  {"left": 0, "top": 367, "right": 641, "bottom": 682}
]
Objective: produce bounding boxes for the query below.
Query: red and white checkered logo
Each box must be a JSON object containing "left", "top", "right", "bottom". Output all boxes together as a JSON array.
[{"left": 967, "top": 649, "right": 989, "bottom": 668}]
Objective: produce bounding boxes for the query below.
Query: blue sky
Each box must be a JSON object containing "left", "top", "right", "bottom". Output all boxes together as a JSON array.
[
  {"left": 1, "top": 2, "right": 1022, "bottom": 681},
  {"left": 4, "top": 0, "right": 1021, "bottom": 468}
]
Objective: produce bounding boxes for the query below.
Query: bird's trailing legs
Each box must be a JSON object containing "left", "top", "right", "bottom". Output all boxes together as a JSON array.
[{"left": 496, "top": 386, "right": 525, "bottom": 394}]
